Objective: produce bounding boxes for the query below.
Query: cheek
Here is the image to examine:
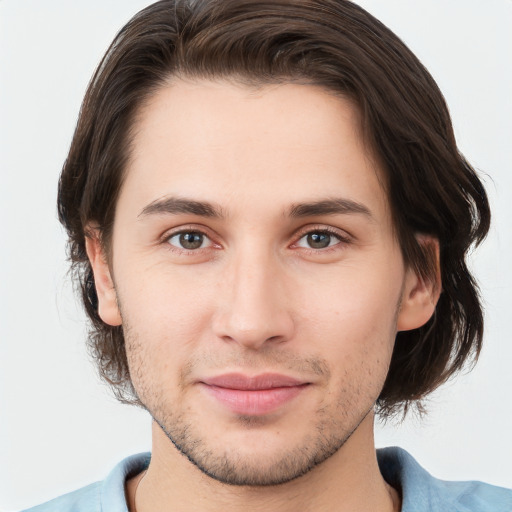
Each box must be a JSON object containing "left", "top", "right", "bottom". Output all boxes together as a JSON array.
[
  {"left": 117, "top": 267, "right": 219, "bottom": 397},
  {"left": 294, "top": 266, "right": 401, "bottom": 380},
  {"left": 297, "top": 266, "right": 401, "bottom": 340},
  {"left": 117, "top": 259, "right": 217, "bottom": 336},
  {"left": 303, "top": 296, "right": 397, "bottom": 416}
]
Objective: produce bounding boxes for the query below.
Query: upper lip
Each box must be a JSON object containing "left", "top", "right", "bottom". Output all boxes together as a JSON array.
[{"left": 200, "top": 373, "right": 308, "bottom": 390}]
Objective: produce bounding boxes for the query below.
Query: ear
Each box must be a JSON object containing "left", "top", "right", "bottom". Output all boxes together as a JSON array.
[
  {"left": 84, "top": 228, "right": 122, "bottom": 326},
  {"left": 396, "top": 237, "right": 441, "bottom": 332}
]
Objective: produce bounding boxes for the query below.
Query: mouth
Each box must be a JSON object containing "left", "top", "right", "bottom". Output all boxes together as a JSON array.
[{"left": 199, "top": 373, "right": 310, "bottom": 416}]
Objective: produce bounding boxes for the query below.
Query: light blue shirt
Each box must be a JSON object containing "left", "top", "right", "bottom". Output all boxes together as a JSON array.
[{"left": 21, "top": 447, "right": 512, "bottom": 511}]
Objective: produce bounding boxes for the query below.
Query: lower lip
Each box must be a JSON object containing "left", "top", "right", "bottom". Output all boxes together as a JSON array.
[{"left": 201, "top": 384, "right": 308, "bottom": 416}]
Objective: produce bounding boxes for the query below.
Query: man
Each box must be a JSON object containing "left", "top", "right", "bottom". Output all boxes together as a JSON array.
[{"left": 20, "top": 0, "right": 511, "bottom": 511}]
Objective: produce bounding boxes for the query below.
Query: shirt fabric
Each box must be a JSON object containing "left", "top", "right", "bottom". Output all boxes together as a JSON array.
[{"left": 21, "top": 447, "right": 512, "bottom": 511}]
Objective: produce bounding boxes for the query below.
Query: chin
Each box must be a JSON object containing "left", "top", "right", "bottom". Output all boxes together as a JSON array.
[{"left": 155, "top": 411, "right": 351, "bottom": 487}]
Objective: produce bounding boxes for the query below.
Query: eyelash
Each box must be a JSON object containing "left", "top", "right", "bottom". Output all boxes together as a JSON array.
[
  {"left": 292, "top": 226, "right": 352, "bottom": 254},
  {"left": 161, "top": 224, "right": 352, "bottom": 255},
  {"left": 162, "top": 225, "right": 218, "bottom": 255}
]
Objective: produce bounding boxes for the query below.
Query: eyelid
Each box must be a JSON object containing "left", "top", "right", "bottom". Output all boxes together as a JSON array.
[
  {"left": 160, "top": 224, "right": 221, "bottom": 250},
  {"left": 292, "top": 224, "right": 352, "bottom": 242},
  {"left": 167, "top": 231, "right": 212, "bottom": 250},
  {"left": 158, "top": 223, "right": 352, "bottom": 253},
  {"left": 290, "top": 224, "right": 353, "bottom": 252},
  {"left": 160, "top": 223, "right": 213, "bottom": 239}
]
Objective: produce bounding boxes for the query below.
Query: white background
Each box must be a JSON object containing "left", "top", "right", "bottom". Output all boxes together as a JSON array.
[{"left": 1, "top": 1, "right": 511, "bottom": 510}]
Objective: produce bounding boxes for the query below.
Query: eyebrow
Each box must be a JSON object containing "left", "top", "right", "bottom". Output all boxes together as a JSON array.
[
  {"left": 138, "top": 196, "right": 373, "bottom": 221},
  {"left": 288, "top": 198, "right": 373, "bottom": 219},
  {"left": 138, "top": 197, "right": 225, "bottom": 219}
]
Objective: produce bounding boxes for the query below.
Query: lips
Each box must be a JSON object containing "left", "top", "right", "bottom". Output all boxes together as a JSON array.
[{"left": 200, "top": 373, "right": 309, "bottom": 416}]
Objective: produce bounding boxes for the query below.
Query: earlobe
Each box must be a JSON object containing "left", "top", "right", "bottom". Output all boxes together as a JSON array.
[
  {"left": 396, "top": 238, "right": 441, "bottom": 332},
  {"left": 84, "top": 229, "right": 122, "bottom": 327}
]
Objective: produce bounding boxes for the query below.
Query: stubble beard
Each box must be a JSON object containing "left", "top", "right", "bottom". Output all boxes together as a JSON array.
[
  {"left": 149, "top": 402, "right": 370, "bottom": 487},
  {"left": 127, "top": 343, "right": 377, "bottom": 487},
  {"left": 120, "top": 295, "right": 393, "bottom": 488}
]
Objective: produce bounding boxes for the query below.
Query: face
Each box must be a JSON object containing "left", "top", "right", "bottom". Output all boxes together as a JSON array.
[{"left": 88, "top": 79, "right": 434, "bottom": 486}]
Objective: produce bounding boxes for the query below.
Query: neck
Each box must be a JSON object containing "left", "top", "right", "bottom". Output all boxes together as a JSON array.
[{"left": 127, "top": 414, "right": 400, "bottom": 512}]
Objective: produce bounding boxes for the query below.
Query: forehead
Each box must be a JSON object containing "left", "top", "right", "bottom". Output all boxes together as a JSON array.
[{"left": 119, "top": 79, "right": 389, "bottom": 221}]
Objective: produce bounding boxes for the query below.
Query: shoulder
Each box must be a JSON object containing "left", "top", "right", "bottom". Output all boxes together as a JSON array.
[
  {"left": 377, "top": 446, "right": 512, "bottom": 512},
  {"left": 20, "top": 452, "right": 151, "bottom": 512},
  {"left": 20, "top": 482, "right": 101, "bottom": 512}
]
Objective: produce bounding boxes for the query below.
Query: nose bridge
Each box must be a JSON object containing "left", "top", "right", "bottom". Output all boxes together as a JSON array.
[{"left": 213, "top": 241, "right": 294, "bottom": 349}]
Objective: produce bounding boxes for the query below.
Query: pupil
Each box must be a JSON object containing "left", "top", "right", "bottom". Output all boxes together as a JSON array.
[
  {"left": 180, "top": 232, "right": 203, "bottom": 249},
  {"left": 307, "top": 232, "right": 330, "bottom": 249}
]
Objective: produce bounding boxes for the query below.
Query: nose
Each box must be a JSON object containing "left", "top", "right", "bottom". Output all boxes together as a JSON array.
[{"left": 212, "top": 247, "right": 295, "bottom": 350}]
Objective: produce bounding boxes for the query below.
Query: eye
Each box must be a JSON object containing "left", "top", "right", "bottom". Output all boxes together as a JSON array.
[
  {"left": 167, "top": 231, "right": 212, "bottom": 250},
  {"left": 295, "top": 230, "right": 343, "bottom": 249}
]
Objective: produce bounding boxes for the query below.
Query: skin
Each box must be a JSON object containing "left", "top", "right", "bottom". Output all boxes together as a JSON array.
[{"left": 87, "top": 79, "right": 438, "bottom": 512}]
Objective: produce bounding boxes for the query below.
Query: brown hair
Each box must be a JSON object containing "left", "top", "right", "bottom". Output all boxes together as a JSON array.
[{"left": 58, "top": 0, "right": 490, "bottom": 417}]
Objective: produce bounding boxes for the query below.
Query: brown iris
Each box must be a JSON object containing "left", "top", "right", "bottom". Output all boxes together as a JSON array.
[
  {"left": 179, "top": 232, "right": 204, "bottom": 249},
  {"left": 306, "top": 232, "right": 332, "bottom": 249}
]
